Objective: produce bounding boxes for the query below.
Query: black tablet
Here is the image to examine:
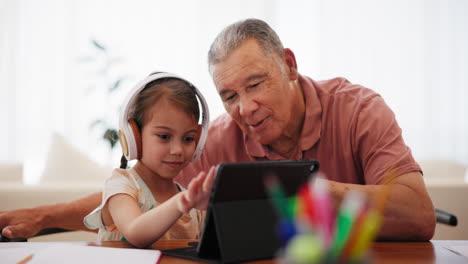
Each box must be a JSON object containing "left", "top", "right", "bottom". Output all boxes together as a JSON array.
[{"left": 164, "top": 159, "right": 319, "bottom": 263}]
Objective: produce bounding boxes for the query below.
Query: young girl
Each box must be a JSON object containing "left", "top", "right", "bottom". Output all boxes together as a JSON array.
[{"left": 84, "top": 72, "right": 215, "bottom": 248}]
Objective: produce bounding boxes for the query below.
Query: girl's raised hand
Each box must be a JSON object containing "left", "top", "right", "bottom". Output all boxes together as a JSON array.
[{"left": 177, "top": 166, "right": 216, "bottom": 214}]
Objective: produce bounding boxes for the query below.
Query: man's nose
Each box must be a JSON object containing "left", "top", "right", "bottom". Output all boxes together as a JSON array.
[{"left": 239, "top": 96, "right": 258, "bottom": 117}]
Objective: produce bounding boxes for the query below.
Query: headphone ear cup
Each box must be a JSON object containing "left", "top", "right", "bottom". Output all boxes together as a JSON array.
[
  {"left": 118, "top": 129, "right": 129, "bottom": 158},
  {"left": 128, "top": 119, "right": 142, "bottom": 159}
]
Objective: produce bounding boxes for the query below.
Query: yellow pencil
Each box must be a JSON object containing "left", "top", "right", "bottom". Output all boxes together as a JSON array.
[
  {"left": 346, "top": 168, "right": 397, "bottom": 261},
  {"left": 348, "top": 209, "right": 382, "bottom": 260},
  {"left": 17, "top": 253, "right": 33, "bottom": 264}
]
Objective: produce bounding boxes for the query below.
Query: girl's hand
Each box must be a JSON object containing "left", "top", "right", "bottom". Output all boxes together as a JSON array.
[{"left": 177, "top": 166, "right": 216, "bottom": 214}]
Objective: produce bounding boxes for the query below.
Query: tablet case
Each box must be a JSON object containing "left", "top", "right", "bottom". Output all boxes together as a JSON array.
[{"left": 164, "top": 159, "right": 319, "bottom": 263}]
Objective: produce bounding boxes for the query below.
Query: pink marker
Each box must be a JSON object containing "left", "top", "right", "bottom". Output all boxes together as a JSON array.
[{"left": 311, "top": 173, "right": 335, "bottom": 249}]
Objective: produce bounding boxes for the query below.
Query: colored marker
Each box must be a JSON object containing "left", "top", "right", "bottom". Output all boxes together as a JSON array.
[
  {"left": 328, "top": 190, "right": 366, "bottom": 262},
  {"left": 265, "top": 174, "right": 297, "bottom": 246},
  {"left": 265, "top": 174, "right": 292, "bottom": 220},
  {"left": 348, "top": 209, "right": 382, "bottom": 260},
  {"left": 288, "top": 195, "right": 300, "bottom": 219},
  {"left": 298, "top": 183, "right": 317, "bottom": 227},
  {"left": 346, "top": 183, "right": 389, "bottom": 261},
  {"left": 311, "top": 174, "right": 335, "bottom": 248},
  {"left": 340, "top": 202, "right": 369, "bottom": 261}
]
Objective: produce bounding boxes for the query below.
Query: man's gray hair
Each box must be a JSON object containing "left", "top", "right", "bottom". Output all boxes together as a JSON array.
[{"left": 208, "top": 18, "right": 284, "bottom": 72}]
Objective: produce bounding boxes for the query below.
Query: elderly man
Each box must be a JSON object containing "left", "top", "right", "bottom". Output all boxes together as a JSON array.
[{"left": 0, "top": 18, "right": 434, "bottom": 241}]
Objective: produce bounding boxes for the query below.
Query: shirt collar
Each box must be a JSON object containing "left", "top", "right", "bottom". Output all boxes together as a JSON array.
[{"left": 244, "top": 74, "right": 322, "bottom": 158}]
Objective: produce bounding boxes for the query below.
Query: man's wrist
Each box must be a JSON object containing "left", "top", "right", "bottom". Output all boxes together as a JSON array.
[{"left": 39, "top": 202, "right": 67, "bottom": 230}]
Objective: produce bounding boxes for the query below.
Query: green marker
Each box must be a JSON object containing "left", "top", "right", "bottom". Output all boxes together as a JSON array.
[
  {"left": 328, "top": 190, "right": 365, "bottom": 262},
  {"left": 265, "top": 175, "right": 292, "bottom": 220}
]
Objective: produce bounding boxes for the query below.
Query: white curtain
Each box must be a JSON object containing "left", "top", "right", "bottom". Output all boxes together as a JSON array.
[
  {"left": 277, "top": 0, "right": 468, "bottom": 165},
  {"left": 1, "top": 0, "right": 467, "bottom": 183}
]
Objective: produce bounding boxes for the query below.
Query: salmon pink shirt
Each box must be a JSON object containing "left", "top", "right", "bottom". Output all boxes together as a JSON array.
[{"left": 176, "top": 74, "right": 421, "bottom": 187}]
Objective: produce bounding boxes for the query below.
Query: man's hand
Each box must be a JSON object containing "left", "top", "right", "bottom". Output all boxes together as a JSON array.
[
  {"left": 0, "top": 192, "right": 102, "bottom": 240},
  {"left": 177, "top": 166, "right": 216, "bottom": 214},
  {"left": 0, "top": 208, "right": 46, "bottom": 239}
]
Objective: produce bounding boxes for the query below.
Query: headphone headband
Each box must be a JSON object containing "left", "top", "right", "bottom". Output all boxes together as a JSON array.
[{"left": 119, "top": 72, "right": 210, "bottom": 161}]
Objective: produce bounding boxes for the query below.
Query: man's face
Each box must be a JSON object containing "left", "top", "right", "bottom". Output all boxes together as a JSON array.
[{"left": 211, "top": 39, "right": 298, "bottom": 145}]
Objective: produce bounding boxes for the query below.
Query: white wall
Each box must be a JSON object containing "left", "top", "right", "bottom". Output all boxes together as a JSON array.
[{"left": 0, "top": 0, "right": 467, "bottom": 183}]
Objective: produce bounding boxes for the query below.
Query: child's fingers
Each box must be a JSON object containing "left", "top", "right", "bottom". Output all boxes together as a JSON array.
[
  {"left": 188, "top": 172, "right": 205, "bottom": 201},
  {"left": 188, "top": 172, "right": 203, "bottom": 190},
  {"left": 184, "top": 167, "right": 216, "bottom": 210},
  {"left": 202, "top": 166, "right": 216, "bottom": 193}
]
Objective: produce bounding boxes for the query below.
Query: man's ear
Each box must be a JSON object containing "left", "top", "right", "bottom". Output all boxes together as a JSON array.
[{"left": 283, "top": 48, "right": 299, "bottom": 80}]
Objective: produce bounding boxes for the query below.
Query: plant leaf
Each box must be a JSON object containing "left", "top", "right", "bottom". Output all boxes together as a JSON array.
[
  {"left": 92, "top": 39, "right": 106, "bottom": 51},
  {"left": 109, "top": 78, "right": 124, "bottom": 93},
  {"left": 103, "top": 128, "right": 119, "bottom": 148}
]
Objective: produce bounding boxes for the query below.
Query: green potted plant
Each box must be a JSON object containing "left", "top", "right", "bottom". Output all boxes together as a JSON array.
[{"left": 79, "top": 39, "right": 128, "bottom": 152}]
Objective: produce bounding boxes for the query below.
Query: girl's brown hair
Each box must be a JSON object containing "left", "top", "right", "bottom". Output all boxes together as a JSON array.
[{"left": 129, "top": 77, "right": 200, "bottom": 130}]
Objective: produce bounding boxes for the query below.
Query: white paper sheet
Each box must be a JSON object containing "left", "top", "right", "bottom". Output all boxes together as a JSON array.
[
  {"left": 444, "top": 245, "right": 468, "bottom": 258},
  {"left": 0, "top": 242, "right": 88, "bottom": 264},
  {"left": 15, "top": 244, "right": 161, "bottom": 264},
  {"left": 0, "top": 248, "right": 36, "bottom": 264}
]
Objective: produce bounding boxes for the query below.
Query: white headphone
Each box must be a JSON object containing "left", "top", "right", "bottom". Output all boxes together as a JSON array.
[{"left": 118, "top": 72, "right": 210, "bottom": 161}]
